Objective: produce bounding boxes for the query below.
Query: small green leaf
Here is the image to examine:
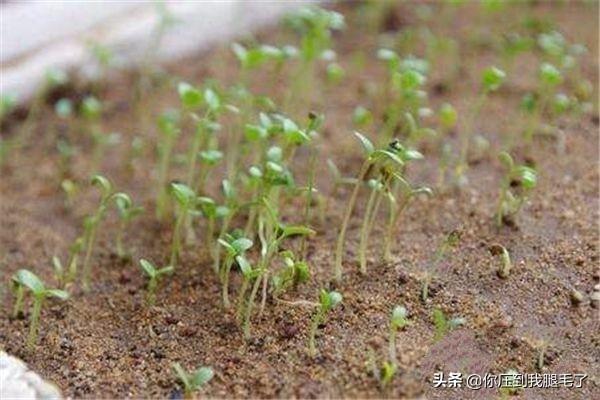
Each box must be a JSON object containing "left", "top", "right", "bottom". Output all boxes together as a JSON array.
[
  {"left": 204, "top": 88, "right": 221, "bottom": 111},
  {"left": 170, "top": 183, "right": 195, "bottom": 206},
  {"left": 157, "top": 266, "right": 175, "bottom": 276},
  {"left": 14, "top": 269, "right": 45, "bottom": 295},
  {"left": 232, "top": 238, "right": 253, "bottom": 253},
  {"left": 353, "top": 131, "right": 374, "bottom": 155},
  {"left": 190, "top": 367, "right": 214, "bottom": 389},
  {"left": 199, "top": 149, "right": 223, "bottom": 165},
  {"left": 91, "top": 174, "right": 112, "bottom": 196},
  {"left": 46, "top": 289, "right": 69, "bottom": 300},
  {"left": 481, "top": 66, "right": 506, "bottom": 92},
  {"left": 236, "top": 255, "right": 252, "bottom": 277},
  {"left": 281, "top": 225, "right": 316, "bottom": 238},
  {"left": 178, "top": 82, "right": 203, "bottom": 109},
  {"left": 327, "top": 291, "right": 343, "bottom": 309},
  {"left": 140, "top": 259, "right": 157, "bottom": 278}
]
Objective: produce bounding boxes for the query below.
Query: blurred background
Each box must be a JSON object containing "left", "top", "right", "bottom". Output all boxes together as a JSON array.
[{"left": 1, "top": 1, "right": 310, "bottom": 103}]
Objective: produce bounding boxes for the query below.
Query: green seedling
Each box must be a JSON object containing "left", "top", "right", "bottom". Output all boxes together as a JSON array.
[
  {"left": 432, "top": 307, "right": 465, "bottom": 342},
  {"left": 241, "top": 202, "right": 315, "bottom": 338},
  {"left": 500, "top": 33, "right": 534, "bottom": 75},
  {"left": 12, "top": 269, "right": 69, "bottom": 348},
  {"left": 156, "top": 109, "right": 181, "bottom": 220},
  {"left": 284, "top": 6, "right": 344, "bottom": 111},
  {"left": 168, "top": 183, "right": 201, "bottom": 267},
  {"left": 115, "top": 194, "right": 144, "bottom": 259},
  {"left": 495, "top": 152, "right": 537, "bottom": 227},
  {"left": 139, "top": 259, "right": 174, "bottom": 306},
  {"left": 172, "top": 363, "right": 214, "bottom": 399},
  {"left": 60, "top": 179, "right": 78, "bottom": 208},
  {"left": 352, "top": 106, "right": 373, "bottom": 127},
  {"left": 436, "top": 103, "right": 458, "bottom": 187},
  {"left": 422, "top": 230, "right": 460, "bottom": 302},
  {"left": 51, "top": 256, "right": 66, "bottom": 289},
  {"left": 195, "top": 195, "right": 229, "bottom": 260},
  {"left": 17, "top": 69, "right": 68, "bottom": 150},
  {"left": 308, "top": 289, "right": 342, "bottom": 357},
  {"left": 56, "top": 138, "right": 77, "bottom": 180},
  {"left": 81, "top": 175, "right": 128, "bottom": 290},
  {"left": 522, "top": 62, "right": 564, "bottom": 144},
  {"left": 377, "top": 50, "right": 430, "bottom": 143},
  {"left": 177, "top": 83, "right": 223, "bottom": 190},
  {"left": 455, "top": 66, "right": 506, "bottom": 185},
  {"left": 234, "top": 254, "right": 261, "bottom": 322},
  {"left": 489, "top": 244, "right": 512, "bottom": 278},
  {"left": 370, "top": 305, "right": 410, "bottom": 390},
  {"left": 388, "top": 306, "right": 410, "bottom": 364},
  {"left": 51, "top": 237, "right": 84, "bottom": 288},
  {"left": 211, "top": 180, "right": 241, "bottom": 274},
  {"left": 271, "top": 250, "right": 310, "bottom": 297},
  {"left": 335, "top": 132, "right": 429, "bottom": 279},
  {"left": 326, "top": 62, "right": 345, "bottom": 85},
  {"left": 232, "top": 42, "right": 293, "bottom": 95},
  {"left": 218, "top": 233, "right": 253, "bottom": 309}
]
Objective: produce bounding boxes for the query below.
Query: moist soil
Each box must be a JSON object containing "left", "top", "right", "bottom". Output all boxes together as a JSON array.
[{"left": 1, "top": 2, "right": 599, "bottom": 399}]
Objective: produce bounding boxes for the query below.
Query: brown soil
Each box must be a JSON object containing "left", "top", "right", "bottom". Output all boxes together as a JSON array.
[{"left": 1, "top": 2, "right": 599, "bottom": 399}]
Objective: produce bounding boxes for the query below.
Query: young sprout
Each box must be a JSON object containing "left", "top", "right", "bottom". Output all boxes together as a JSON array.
[
  {"left": 308, "top": 289, "right": 343, "bottom": 357},
  {"left": 115, "top": 194, "right": 144, "bottom": 259},
  {"left": 335, "top": 132, "right": 429, "bottom": 278},
  {"left": 500, "top": 33, "right": 534, "bottom": 75},
  {"left": 56, "top": 138, "right": 77, "bottom": 180},
  {"left": 388, "top": 306, "right": 410, "bottom": 365},
  {"left": 523, "top": 62, "right": 564, "bottom": 144},
  {"left": 271, "top": 250, "right": 310, "bottom": 297},
  {"left": 284, "top": 6, "right": 344, "bottom": 111},
  {"left": 334, "top": 132, "right": 400, "bottom": 279},
  {"left": 421, "top": 230, "right": 460, "bottom": 302},
  {"left": 242, "top": 210, "right": 315, "bottom": 338},
  {"left": 156, "top": 110, "right": 181, "bottom": 220},
  {"left": 12, "top": 269, "right": 69, "bottom": 348},
  {"left": 139, "top": 259, "right": 174, "bottom": 306},
  {"left": 370, "top": 305, "right": 410, "bottom": 390},
  {"left": 172, "top": 363, "right": 214, "bottom": 399},
  {"left": 60, "top": 179, "right": 78, "bottom": 209},
  {"left": 52, "top": 256, "right": 66, "bottom": 289},
  {"left": 432, "top": 307, "right": 465, "bottom": 342},
  {"left": 326, "top": 62, "right": 345, "bottom": 85},
  {"left": 495, "top": 152, "right": 538, "bottom": 227},
  {"left": 169, "top": 183, "right": 197, "bottom": 267},
  {"left": 234, "top": 254, "right": 260, "bottom": 322},
  {"left": 17, "top": 69, "right": 69, "bottom": 148},
  {"left": 455, "top": 66, "right": 506, "bottom": 185},
  {"left": 352, "top": 106, "right": 373, "bottom": 127},
  {"left": 217, "top": 233, "right": 253, "bottom": 309},
  {"left": 377, "top": 50, "right": 430, "bottom": 143},
  {"left": 489, "top": 244, "right": 512, "bottom": 278},
  {"left": 80, "top": 175, "right": 128, "bottom": 290}
]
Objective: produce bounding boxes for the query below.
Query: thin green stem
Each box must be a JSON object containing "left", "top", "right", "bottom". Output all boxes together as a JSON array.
[
  {"left": 27, "top": 297, "right": 43, "bottom": 349},
  {"left": 334, "top": 161, "right": 370, "bottom": 281}
]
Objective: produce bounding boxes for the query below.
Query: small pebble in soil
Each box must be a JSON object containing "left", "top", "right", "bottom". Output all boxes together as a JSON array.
[
  {"left": 590, "top": 290, "right": 600, "bottom": 309},
  {"left": 279, "top": 323, "right": 299, "bottom": 339},
  {"left": 570, "top": 289, "right": 584, "bottom": 306},
  {"left": 169, "top": 389, "right": 184, "bottom": 400},
  {"left": 178, "top": 326, "right": 196, "bottom": 337}
]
